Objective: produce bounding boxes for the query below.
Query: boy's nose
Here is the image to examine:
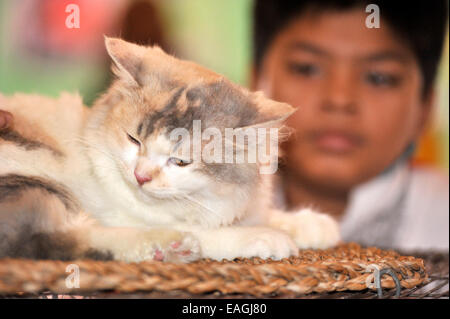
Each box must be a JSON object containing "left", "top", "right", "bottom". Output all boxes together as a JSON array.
[
  {"left": 322, "top": 73, "right": 357, "bottom": 115},
  {"left": 134, "top": 169, "right": 152, "bottom": 185}
]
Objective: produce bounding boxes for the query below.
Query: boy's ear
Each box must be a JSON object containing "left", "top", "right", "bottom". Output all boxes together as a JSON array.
[
  {"left": 104, "top": 36, "right": 147, "bottom": 85},
  {"left": 414, "top": 89, "right": 435, "bottom": 140}
]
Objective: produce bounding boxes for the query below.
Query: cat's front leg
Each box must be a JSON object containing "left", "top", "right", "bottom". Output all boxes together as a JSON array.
[
  {"left": 83, "top": 226, "right": 201, "bottom": 263},
  {"left": 268, "top": 208, "right": 341, "bottom": 249},
  {"left": 180, "top": 226, "right": 298, "bottom": 261}
]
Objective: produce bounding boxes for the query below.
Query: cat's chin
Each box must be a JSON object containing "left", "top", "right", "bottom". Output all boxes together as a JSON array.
[{"left": 137, "top": 187, "right": 182, "bottom": 200}]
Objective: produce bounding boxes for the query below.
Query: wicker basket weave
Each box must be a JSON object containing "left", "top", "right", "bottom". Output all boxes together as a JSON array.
[{"left": 0, "top": 243, "right": 427, "bottom": 297}]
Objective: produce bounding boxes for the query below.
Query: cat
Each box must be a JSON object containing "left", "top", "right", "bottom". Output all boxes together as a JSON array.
[{"left": 0, "top": 37, "right": 340, "bottom": 263}]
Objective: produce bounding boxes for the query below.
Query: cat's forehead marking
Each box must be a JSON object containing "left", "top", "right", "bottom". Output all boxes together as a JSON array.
[
  {"left": 137, "top": 122, "right": 144, "bottom": 136},
  {"left": 138, "top": 79, "right": 261, "bottom": 141},
  {"left": 139, "top": 86, "right": 187, "bottom": 138}
]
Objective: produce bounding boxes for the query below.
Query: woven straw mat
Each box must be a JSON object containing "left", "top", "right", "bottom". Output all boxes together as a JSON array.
[{"left": 0, "top": 243, "right": 427, "bottom": 296}]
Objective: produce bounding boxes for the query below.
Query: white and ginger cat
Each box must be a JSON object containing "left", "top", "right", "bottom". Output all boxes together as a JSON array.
[{"left": 0, "top": 38, "right": 340, "bottom": 263}]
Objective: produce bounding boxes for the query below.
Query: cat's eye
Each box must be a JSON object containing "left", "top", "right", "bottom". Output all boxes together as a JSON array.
[
  {"left": 127, "top": 133, "right": 141, "bottom": 146},
  {"left": 168, "top": 157, "right": 192, "bottom": 167}
]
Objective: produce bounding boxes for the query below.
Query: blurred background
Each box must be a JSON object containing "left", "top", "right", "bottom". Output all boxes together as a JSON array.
[{"left": 0, "top": 0, "right": 448, "bottom": 171}]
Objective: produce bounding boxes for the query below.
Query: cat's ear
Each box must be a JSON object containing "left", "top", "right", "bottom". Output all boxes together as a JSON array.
[
  {"left": 246, "top": 91, "right": 296, "bottom": 129},
  {"left": 232, "top": 92, "right": 296, "bottom": 149},
  {"left": 233, "top": 92, "right": 296, "bottom": 144},
  {"left": 104, "top": 36, "right": 147, "bottom": 86}
]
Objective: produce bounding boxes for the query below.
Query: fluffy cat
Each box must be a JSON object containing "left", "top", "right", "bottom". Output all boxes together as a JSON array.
[{"left": 0, "top": 37, "right": 340, "bottom": 262}]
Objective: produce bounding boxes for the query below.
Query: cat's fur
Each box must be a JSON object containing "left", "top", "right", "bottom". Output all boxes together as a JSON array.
[{"left": 0, "top": 38, "right": 340, "bottom": 262}]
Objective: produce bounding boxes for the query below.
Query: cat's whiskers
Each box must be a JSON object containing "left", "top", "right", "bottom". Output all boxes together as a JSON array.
[
  {"left": 146, "top": 186, "right": 217, "bottom": 218},
  {"left": 181, "top": 193, "right": 221, "bottom": 220}
]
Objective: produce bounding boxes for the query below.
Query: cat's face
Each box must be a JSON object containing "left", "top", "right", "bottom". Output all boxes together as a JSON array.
[{"left": 91, "top": 38, "right": 294, "bottom": 201}]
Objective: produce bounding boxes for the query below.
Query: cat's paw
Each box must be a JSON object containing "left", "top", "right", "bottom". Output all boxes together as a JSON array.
[
  {"left": 238, "top": 228, "right": 298, "bottom": 260},
  {"left": 271, "top": 208, "right": 341, "bottom": 249},
  {"left": 153, "top": 233, "right": 201, "bottom": 263},
  {"left": 115, "top": 229, "right": 201, "bottom": 263}
]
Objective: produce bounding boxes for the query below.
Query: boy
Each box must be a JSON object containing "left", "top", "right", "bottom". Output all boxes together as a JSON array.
[{"left": 252, "top": 0, "right": 449, "bottom": 250}]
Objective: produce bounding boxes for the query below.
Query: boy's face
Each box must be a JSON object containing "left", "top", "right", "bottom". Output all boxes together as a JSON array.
[{"left": 254, "top": 8, "right": 431, "bottom": 191}]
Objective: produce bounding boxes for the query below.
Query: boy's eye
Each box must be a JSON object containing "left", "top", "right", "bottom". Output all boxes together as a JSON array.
[
  {"left": 127, "top": 133, "right": 141, "bottom": 146},
  {"left": 168, "top": 157, "right": 192, "bottom": 167},
  {"left": 286, "top": 62, "right": 320, "bottom": 77},
  {"left": 365, "top": 71, "right": 401, "bottom": 87}
]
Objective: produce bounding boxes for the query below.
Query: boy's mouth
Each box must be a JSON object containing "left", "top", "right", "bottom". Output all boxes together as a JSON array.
[{"left": 307, "top": 129, "right": 365, "bottom": 154}]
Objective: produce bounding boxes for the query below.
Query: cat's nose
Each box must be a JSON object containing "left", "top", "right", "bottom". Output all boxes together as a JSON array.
[{"left": 134, "top": 169, "right": 152, "bottom": 185}]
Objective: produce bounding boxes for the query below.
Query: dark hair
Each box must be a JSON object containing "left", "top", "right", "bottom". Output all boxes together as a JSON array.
[{"left": 253, "top": 0, "right": 448, "bottom": 95}]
